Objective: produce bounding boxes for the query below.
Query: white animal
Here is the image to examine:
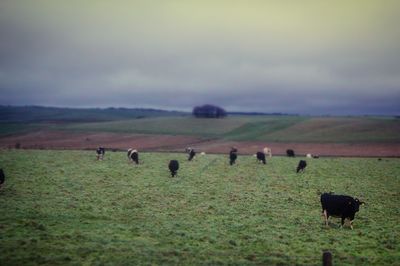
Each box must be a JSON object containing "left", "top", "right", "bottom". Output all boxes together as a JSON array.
[{"left": 263, "top": 147, "right": 272, "bottom": 157}]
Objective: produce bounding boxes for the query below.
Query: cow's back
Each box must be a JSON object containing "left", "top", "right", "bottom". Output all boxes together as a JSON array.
[{"left": 321, "top": 193, "right": 355, "bottom": 216}]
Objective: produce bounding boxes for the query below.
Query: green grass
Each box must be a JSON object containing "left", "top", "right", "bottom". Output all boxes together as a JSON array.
[{"left": 0, "top": 150, "right": 399, "bottom": 265}]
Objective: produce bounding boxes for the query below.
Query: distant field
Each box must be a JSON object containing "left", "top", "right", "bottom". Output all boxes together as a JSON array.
[
  {"left": 53, "top": 116, "right": 400, "bottom": 143},
  {"left": 1, "top": 115, "right": 399, "bottom": 144},
  {"left": 55, "top": 116, "right": 305, "bottom": 139},
  {"left": 0, "top": 150, "right": 399, "bottom": 265}
]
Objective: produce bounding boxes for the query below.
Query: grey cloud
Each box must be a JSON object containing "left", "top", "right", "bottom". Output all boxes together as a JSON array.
[{"left": 0, "top": 1, "right": 399, "bottom": 115}]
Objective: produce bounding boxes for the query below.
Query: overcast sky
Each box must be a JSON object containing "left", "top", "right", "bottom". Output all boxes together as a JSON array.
[{"left": 1, "top": 0, "right": 399, "bottom": 115}]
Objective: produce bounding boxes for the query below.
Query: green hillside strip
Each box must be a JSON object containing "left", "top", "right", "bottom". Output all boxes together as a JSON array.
[
  {"left": 223, "top": 116, "right": 308, "bottom": 141},
  {"left": 57, "top": 117, "right": 255, "bottom": 137},
  {"left": 0, "top": 123, "right": 43, "bottom": 137},
  {"left": 0, "top": 105, "right": 185, "bottom": 123},
  {"left": 1, "top": 150, "right": 399, "bottom": 265},
  {"left": 262, "top": 117, "right": 400, "bottom": 143},
  {"left": 1, "top": 114, "right": 399, "bottom": 143}
]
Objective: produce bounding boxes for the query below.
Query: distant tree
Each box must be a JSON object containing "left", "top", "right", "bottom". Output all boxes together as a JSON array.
[{"left": 192, "top": 104, "right": 227, "bottom": 118}]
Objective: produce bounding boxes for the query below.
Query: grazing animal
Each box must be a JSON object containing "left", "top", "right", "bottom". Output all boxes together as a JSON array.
[
  {"left": 168, "top": 160, "right": 179, "bottom": 177},
  {"left": 229, "top": 147, "right": 238, "bottom": 166},
  {"left": 200, "top": 152, "right": 206, "bottom": 156},
  {"left": 312, "top": 155, "right": 319, "bottom": 159},
  {"left": 0, "top": 169, "right": 5, "bottom": 189},
  {"left": 96, "top": 147, "right": 105, "bottom": 160},
  {"left": 256, "top": 152, "right": 266, "bottom": 164},
  {"left": 320, "top": 193, "right": 364, "bottom": 229},
  {"left": 186, "top": 147, "right": 196, "bottom": 161},
  {"left": 263, "top": 147, "right": 272, "bottom": 157},
  {"left": 306, "top": 153, "right": 312, "bottom": 158},
  {"left": 296, "top": 160, "right": 307, "bottom": 173},
  {"left": 286, "top": 149, "right": 295, "bottom": 157},
  {"left": 127, "top": 149, "right": 139, "bottom": 164}
]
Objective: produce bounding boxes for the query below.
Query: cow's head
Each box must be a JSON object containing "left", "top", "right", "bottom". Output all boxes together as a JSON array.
[{"left": 353, "top": 198, "right": 365, "bottom": 212}]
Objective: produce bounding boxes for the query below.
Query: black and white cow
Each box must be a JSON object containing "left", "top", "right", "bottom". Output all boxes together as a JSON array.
[
  {"left": 296, "top": 160, "right": 307, "bottom": 173},
  {"left": 256, "top": 152, "right": 266, "bottom": 164},
  {"left": 168, "top": 160, "right": 179, "bottom": 177},
  {"left": 320, "top": 193, "right": 364, "bottom": 229},
  {"left": 127, "top": 149, "right": 139, "bottom": 164},
  {"left": 0, "top": 169, "right": 5, "bottom": 189},
  {"left": 186, "top": 147, "right": 196, "bottom": 161},
  {"left": 286, "top": 149, "right": 295, "bottom": 157},
  {"left": 229, "top": 147, "right": 238, "bottom": 166},
  {"left": 96, "top": 147, "right": 105, "bottom": 160}
]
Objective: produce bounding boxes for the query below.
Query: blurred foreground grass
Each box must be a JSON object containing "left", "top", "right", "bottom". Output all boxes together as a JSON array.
[{"left": 0, "top": 150, "right": 399, "bottom": 265}]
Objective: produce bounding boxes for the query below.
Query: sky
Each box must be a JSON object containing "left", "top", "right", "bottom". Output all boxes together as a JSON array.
[{"left": 1, "top": 0, "right": 399, "bottom": 115}]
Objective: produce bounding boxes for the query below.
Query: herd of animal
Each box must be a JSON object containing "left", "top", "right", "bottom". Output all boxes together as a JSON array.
[
  {"left": 0, "top": 147, "right": 365, "bottom": 231},
  {"left": 94, "top": 146, "right": 365, "bottom": 229}
]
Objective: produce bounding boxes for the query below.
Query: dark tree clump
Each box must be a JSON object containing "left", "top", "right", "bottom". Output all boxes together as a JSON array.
[{"left": 192, "top": 104, "right": 227, "bottom": 118}]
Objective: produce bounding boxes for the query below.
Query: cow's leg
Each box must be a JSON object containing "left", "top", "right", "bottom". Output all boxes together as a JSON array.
[
  {"left": 323, "top": 210, "right": 329, "bottom": 227},
  {"left": 350, "top": 220, "right": 354, "bottom": 230},
  {"left": 341, "top": 216, "right": 346, "bottom": 228}
]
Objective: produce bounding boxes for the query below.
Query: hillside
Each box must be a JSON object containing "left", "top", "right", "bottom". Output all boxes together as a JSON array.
[
  {"left": 53, "top": 116, "right": 400, "bottom": 143},
  {"left": 0, "top": 105, "right": 186, "bottom": 123},
  {"left": 1, "top": 107, "right": 399, "bottom": 152}
]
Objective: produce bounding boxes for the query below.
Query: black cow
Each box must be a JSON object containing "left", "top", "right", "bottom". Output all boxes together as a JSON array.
[
  {"left": 296, "top": 160, "right": 307, "bottom": 173},
  {"left": 168, "top": 160, "right": 179, "bottom": 177},
  {"left": 96, "top": 147, "right": 105, "bottom": 160},
  {"left": 320, "top": 193, "right": 364, "bottom": 229},
  {"left": 256, "top": 152, "right": 266, "bottom": 164},
  {"left": 127, "top": 149, "right": 139, "bottom": 164},
  {"left": 186, "top": 148, "right": 196, "bottom": 161},
  {"left": 229, "top": 147, "right": 238, "bottom": 166},
  {"left": 0, "top": 169, "right": 5, "bottom": 189},
  {"left": 286, "top": 149, "right": 295, "bottom": 157}
]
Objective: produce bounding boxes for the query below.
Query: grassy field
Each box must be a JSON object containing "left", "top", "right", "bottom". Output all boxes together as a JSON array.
[
  {"left": 55, "top": 116, "right": 400, "bottom": 143},
  {"left": 0, "top": 150, "right": 399, "bottom": 265}
]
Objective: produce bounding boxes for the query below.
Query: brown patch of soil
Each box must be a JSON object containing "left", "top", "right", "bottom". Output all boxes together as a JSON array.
[
  {"left": 1, "top": 131, "right": 399, "bottom": 157},
  {"left": 0, "top": 131, "right": 202, "bottom": 151}
]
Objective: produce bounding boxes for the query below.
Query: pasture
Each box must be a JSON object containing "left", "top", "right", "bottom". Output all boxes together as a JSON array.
[{"left": 0, "top": 150, "right": 399, "bottom": 265}]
